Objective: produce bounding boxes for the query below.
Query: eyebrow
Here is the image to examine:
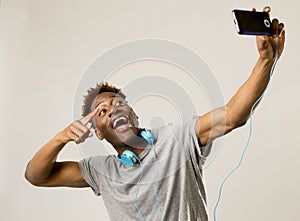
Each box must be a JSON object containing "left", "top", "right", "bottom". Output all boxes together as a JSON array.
[{"left": 94, "top": 95, "right": 120, "bottom": 109}]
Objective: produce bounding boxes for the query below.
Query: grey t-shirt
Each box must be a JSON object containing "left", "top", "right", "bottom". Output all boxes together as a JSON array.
[{"left": 79, "top": 115, "right": 212, "bottom": 221}]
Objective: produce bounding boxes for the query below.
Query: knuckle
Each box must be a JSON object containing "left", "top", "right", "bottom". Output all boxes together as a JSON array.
[
  {"left": 83, "top": 127, "right": 89, "bottom": 134},
  {"left": 67, "top": 131, "right": 73, "bottom": 138},
  {"left": 75, "top": 137, "right": 81, "bottom": 144},
  {"left": 77, "top": 137, "right": 85, "bottom": 144},
  {"left": 74, "top": 120, "right": 81, "bottom": 126}
]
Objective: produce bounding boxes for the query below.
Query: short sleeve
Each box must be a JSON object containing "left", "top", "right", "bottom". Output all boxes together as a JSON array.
[
  {"left": 169, "top": 115, "right": 213, "bottom": 167},
  {"left": 188, "top": 116, "right": 213, "bottom": 167},
  {"left": 78, "top": 156, "right": 103, "bottom": 196}
]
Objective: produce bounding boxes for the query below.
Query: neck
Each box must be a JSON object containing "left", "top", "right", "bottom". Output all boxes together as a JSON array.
[
  {"left": 115, "top": 139, "right": 149, "bottom": 156},
  {"left": 114, "top": 127, "right": 149, "bottom": 156},
  {"left": 105, "top": 127, "right": 151, "bottom": 156}
]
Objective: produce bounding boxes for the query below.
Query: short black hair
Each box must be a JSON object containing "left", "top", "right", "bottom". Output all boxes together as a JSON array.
[{"left": 81, "top": 82, "right": 126, "bottom": 117}]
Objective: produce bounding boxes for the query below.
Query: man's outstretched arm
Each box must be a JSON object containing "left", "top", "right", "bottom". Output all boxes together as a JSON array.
[
  {"left": 196, "top": 7, "right": 285, "bottom": 146},
  {"left": 25, "top": 107, "right": 100, "bottom": 187}
]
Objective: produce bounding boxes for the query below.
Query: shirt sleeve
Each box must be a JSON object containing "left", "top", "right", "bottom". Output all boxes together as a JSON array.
[
  {"left": 169, "top": 115, "right": 213, "bottom": 167},
  {"left": 78, "top": 156, "right": 102, "bottom": 196},
  {"left": 187, "top": 115, "right": 213, "bottom": 167}
]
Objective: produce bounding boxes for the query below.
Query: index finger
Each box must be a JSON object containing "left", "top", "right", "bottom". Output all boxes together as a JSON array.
[{"left": 80, "top": 106, "right": 100, "bottom": 125}]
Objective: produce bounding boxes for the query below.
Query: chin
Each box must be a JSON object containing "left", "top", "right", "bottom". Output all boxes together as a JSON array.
[
  {"left": 110, "top": 127, "right": 132, "bottom": 144},
  {"left": 114, "top": 127, "right": 143, "bottom": 147}
]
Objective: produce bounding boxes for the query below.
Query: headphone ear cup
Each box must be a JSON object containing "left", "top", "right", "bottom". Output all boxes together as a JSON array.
[
  {"left": 117, "top": 150, "right": 138, "bottom": 166},
  {"left": 140, "top": 129, "right": 155, "bottom": 145}
]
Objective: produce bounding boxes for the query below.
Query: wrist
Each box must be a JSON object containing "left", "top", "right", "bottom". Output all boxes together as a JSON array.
[
  {"left": 55, "top": 131, "right": 70, "bottom": 146},
  {"left": 257, "top": 56, "right": 275, "bottom": 69},
  {"left": 258, "top": 55, "right": 275, "bottom": 63}
]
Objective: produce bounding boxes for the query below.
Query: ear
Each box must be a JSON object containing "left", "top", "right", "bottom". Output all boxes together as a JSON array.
[{"left": 95, "top": 129, "right": 104, "bottom": 140}]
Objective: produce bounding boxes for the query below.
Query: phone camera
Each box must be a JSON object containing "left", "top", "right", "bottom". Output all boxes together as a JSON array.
[{"left": 264, "top": 19, "right": 271, "bottom": 28}]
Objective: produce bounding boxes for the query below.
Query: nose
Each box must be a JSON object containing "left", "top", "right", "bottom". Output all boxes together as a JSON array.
[{"left": 108, "top": 108, "right": 122, "bottom": 118}]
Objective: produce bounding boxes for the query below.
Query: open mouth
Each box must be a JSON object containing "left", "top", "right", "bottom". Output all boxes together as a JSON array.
[{"left": 112, "top": 115, "right": 130, "bottom": 131}]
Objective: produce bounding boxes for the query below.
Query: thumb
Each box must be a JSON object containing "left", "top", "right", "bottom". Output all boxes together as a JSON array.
[{"left": 256, "top": 35, "right": 269, "bottom": 50}]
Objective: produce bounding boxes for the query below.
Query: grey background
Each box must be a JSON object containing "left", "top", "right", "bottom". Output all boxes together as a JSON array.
[{"left": 1, "top": 0, "right": 299, "bottom": 221}]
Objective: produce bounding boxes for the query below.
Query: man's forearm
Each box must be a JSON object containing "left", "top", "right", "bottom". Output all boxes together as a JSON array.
[
  {"left": 226, "top": 57, "right": 275, "bottom": 127},
  {"left": 25, "top": 133, "right": 67, "bottom": 185}
]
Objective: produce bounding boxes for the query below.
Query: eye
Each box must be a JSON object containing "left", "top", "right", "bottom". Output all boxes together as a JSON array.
[
  {"left": 115, "top": 100, "right": 126, "bottom": 106},
  {"left": 99, "top": 109, "right": 107, "bottom": 116}
]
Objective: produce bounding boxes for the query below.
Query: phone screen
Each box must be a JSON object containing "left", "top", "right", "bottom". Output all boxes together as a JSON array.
[{"left": 232, "top": 10, "right": 272, "bottom": 36}]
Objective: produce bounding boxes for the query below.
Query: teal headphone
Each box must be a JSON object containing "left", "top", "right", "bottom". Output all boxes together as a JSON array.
[
  {"left": 116, "top": 128, "right": 162, "bottom": 220},
  {"left": 116, "top": 128, "right": 155, "bottom": 166}
]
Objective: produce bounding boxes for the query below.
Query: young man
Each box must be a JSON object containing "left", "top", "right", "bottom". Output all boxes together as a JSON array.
[{"left": 25, "top": 7, "right": 285, "bottom": 221}]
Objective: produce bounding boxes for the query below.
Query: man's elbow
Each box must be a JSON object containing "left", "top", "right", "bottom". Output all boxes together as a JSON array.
[
  {"left": 228, "top": 117, "right": 248, "bottom": 132},
  {"left": 226, "top": 108, "right": 249, "bottom": 132},
  {"left": 25, "top": 174, "right": 49, "bottom": 187},
  {"left": 24, "top": 163, "right": 47, "bottom": 187},
  {"left": 24, "top": 168, "right": 38, "bottom": 186}
]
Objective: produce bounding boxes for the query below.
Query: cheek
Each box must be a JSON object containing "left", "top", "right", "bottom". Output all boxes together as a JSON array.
[
  {"left": 129, "top": 110, "right": 139, "bottom": 126},
  {"left": 96, "top": 120, "right": 114, "bottom": 139},
  {"left": 95, "top": 117, "right": 109, "bottom": 131}
]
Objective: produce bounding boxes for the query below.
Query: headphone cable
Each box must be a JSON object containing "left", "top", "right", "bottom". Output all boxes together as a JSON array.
[{"left": 213, "top": 36, "right": 279, "bottom": 221}]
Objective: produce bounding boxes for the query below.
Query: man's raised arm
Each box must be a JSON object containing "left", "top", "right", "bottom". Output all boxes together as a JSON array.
[{"left": 196, "top": 7, "right": 285, "bottom": 146}]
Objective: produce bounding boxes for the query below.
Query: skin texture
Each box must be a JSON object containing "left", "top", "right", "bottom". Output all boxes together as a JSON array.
[{"left": 25, "top": 6, "right": 285, "bottom": 188}]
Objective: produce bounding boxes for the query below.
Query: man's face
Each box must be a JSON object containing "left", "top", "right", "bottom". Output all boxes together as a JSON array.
[{"left": 91, "top": 92, "right": 139, "bottom": 146}]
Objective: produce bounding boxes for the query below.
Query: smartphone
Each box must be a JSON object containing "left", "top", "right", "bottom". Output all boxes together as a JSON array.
[{"left": 232, "top": 9, "right": 272, "bottom": 36}]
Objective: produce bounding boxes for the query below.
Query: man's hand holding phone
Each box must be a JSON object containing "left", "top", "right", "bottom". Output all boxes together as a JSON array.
[
  {"left": 233, "top": 6, "right": 285, "bottom": 60},
  {"left": 254, "top": 7, "right": 285, "bottom": 61}
]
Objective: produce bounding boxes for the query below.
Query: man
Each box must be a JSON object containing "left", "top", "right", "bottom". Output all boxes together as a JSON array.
[{"left": 25, "top": 7, "right": 285, "bottom": 221}]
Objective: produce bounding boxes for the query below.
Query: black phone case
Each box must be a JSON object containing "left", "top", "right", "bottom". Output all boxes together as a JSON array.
[{"left": 232, "top": 9, "right": 272, "bottom": 36}]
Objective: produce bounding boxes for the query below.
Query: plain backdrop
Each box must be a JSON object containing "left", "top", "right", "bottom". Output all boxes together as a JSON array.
[{"left": 1, "top": 0, "right": 299, "bottom": 221}]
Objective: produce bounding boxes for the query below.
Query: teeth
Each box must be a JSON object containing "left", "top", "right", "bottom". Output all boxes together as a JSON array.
[{"left": 113, "top": 116, "right": 128, "bottom": 128}]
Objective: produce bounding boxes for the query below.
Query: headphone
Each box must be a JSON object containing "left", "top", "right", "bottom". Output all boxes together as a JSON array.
[
  {"left": 116, "top": 128, "right": 162, "bottom": 220},
  {"left": 213, "top": 37, "right": 280, "bottom": 221},
  {"left": 116, "top": 128, "right": 156, "bottom": 166}
]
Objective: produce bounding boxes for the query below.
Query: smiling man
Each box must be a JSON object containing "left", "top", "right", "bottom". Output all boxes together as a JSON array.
[
  {"left": 87, "top": 87, "right": 146, "bottom": 155},
  {"left": 25, "top": 7, "right": 285, "bottom": 221}
]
